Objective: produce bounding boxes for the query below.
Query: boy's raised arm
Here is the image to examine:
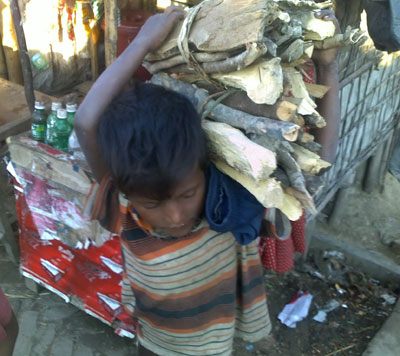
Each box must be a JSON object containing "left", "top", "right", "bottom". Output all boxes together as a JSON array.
[
  {"left": 311, "top": 10, "right": 341, "bottom": 165},
  {"left": 74, "top": 7, "right": 184, "bottom": 182}
]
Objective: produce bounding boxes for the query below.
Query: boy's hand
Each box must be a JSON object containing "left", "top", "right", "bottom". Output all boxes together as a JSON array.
[
  {"left": 135, "top": 6, "right": 185, "bottom": 53},
  {"left": 312, "top": 10, "right": 341, "bottom": 68}
]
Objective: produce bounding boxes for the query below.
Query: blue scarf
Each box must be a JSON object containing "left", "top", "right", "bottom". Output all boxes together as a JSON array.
[{"left": 205, "top": 164, "right": 266, "bottom": 245}]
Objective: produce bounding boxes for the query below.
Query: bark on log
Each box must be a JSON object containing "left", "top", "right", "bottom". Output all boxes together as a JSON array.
[
  {"left": 252, "top": 134, "right": 315, "bottom": 213},
  {"left": 212, "top": 58, "right": 283, "bottom": 105},
  {"left": 145, "top": 0, "right": 272, "bottom": 61},
  {"left": 150, "top": 73, "right": 300, "bottom": 141},
  {"left": 297, "top": 130, "right": 314, "bottom": 143},
  {"left": 305, "top": 82, "right": 330, "bottom": 99},
  {"left": 291, "top": 143, "right": 331, "bottom": 174},
  {"left": 221, "top": 92, "right": 298, "bottom": 122},
  {"left": 144, "top": 52, "right": 232, "bottom": 73},
  {"left": 303, "top": 114, "right": 326, "bottom": 128},
  {"left": 10, "top": 0, "right": 35, "bottom": 113},
  {"left": 213, "top": 160, "right": 286, "bottom": 211},
  {"left": 293, "top": 115, "right": 305, "bottom": 127},
  {"left": 203, "top": 120, "right": 277, "bottom": 182},
  {"left": 296, "top": 140, "right": 322, "bottom": 154}
]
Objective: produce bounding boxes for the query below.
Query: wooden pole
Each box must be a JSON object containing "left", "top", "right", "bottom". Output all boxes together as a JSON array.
[
  {"left": 0, "top": 39, "right": 8, "bottom": 79},
  {"left": 9, "top": 0, "right": 35, "bottom": 113},
  {"left": 0, "top": 0, "right": 23, "bottom": 84},
  {"left": 363, "top": 143, "right": 385, "bottom": 193},
  {"left": 104, "top": 0, "right": 118, "bottom": 67},
  {"left": 90, "top": 24, "right": 100, "bottom": 80},
  {"left": 379, "top": 115, "right": 400, "bottom": 193}
]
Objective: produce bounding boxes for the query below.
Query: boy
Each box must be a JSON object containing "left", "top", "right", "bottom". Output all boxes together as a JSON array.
[
  {"left": 75, "top": 6, "right": 340, "bottom": 356},
  {"left": 0, "top": 287, "right": 19, "bottom": 355}
]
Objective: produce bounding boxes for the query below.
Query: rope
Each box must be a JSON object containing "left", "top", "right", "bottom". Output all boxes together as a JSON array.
[
  {"left": 177, "top": 0, "right": 224, "bottom": 89},
  {"left": 200, "top": 88, "right": 241, "bottom": 121}
]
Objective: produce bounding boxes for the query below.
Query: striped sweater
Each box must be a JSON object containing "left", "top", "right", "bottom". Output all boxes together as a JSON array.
[{"left": 86, "top": 176, "right": 272, "bottom": 356}]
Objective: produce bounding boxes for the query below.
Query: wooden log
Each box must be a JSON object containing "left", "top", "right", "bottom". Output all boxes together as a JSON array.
[
  {"left": 275, "top": 0, "right": 332, "bottom": 11},
  {"left": 313, "top": 27, "right": 367, "bottom": 49},
  {"left": 150, "top": 73, "right": 300, "bottom": 141},
  {"left": 212, "top": 58, "right": 283, "bottom": 105},
  {"left": 144, "top": 52, "right": 231, "bottom": 73},
  {"left": 250, "top": 133, "right": 316, "bottom": 213},
  {"left": 283, "top": 67, "right": 308, "bottom": 98},
  {"left": 146, "top": 0, "right": 272, "bottom": 61},
  {"left": 305, "top": 82, "right": 330, "bottom": 99},
  {"left": 279, "top": 38, "right": 304, "bottom": 63},
  {"left": 303, "top": 172, "right": 324, "bottom": 196},
  {"left": 213, "top": 160, "right": 286, "bottom": 211},
  {"left": 10, "top": 0, "right": 35, "bottom": 113},
  {"left": 296, "top": 140, "right": 322, "bottom": 154},
  {"left": 281, "top": 189, "right": 303, "bottom": 221},
  {"left": 202, "top": 120, "right": 277, "bottom": 182},
  {"left": 284, "top": 96, "right": 318, "bottom": 116},
  {"left": 288, "top": 10, "right": 336, "bottom": 40},
  {"left": 291, "top": 143, "right": 331, "bottom": 174},
  {"left": 297, "top": 130, "right": 314, "bottom": 143},
  {"left": 293, "top": 115, "right": 305, "bottom": 126},
  {"left": 221, "top": 92, "right": 298, "bottom": 123},
  {"left": 104, "top": 0, "right": 117, "bottom": 67},
  {"left": 303, "top": 114, "right": 326, "bottom": 128},
  {"left": 0, "top": 0, "right": 23, "bottom": 84}
]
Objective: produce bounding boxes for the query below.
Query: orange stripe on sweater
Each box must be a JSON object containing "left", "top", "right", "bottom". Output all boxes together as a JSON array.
[
  {"left": 120, "top": 235, "right": 233, "bottom": 272},
  {"left": 140, "top": 316, "right": 235, "bottom": 335},
  {"left": 125, "top": 228, "right": 211, "bottom": 261},
  {"left": 128, "top": 268, "right": 236, "bottom": 301},
  {"left": 128, "top": 249, "right": 235, "bottom": 285}
]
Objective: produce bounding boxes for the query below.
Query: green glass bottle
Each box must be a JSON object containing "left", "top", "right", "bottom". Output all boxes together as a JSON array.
[
  {"left": 54, "top": 109, "right": 71, "bottom": 152},
  {"left": 46, "top": 102, "right": 62, "bottom": 147},
  {"left": 31, "top": 101, "right": 47, "bottom": 142},
  {"left": 66, "top": 103, "right": 78, "bottom": 129}
]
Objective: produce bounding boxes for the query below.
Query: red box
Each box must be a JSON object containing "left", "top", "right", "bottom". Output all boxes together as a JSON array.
[{"left": 117, "top": 9, "right": 155, "bottom": 82}]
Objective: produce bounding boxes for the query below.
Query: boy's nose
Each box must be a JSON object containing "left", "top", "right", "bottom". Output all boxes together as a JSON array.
[{"left": 164, "top": 202, "right": 185, "bottom": 226}]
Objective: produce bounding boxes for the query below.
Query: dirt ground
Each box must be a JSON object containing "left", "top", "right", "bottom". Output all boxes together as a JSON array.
[
  {"left": 233, "top": 251, "right": 398, "bottom": 356},
  {"left": 315, "top": 172, "right": 400, "bottom": 266}
]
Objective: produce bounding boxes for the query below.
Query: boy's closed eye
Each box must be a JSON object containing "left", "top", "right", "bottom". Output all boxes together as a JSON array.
[
  {"left": 180, "top": 188, "right": 197, "bottom": 199},
  {"left": 138, "top": 188, "right": 197, "bottom": 209}
]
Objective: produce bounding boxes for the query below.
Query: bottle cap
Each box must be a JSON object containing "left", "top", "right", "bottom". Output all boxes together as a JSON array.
[
  {"left": 66, "top": 103, "right": 78, "bottom": 112},
  {"left": 34, "top": 101, "right": 46, "bottom": 110},
  {"left": 57, "top": 109, "right": 67, "bottom": 119},
  {"left": 51, "top": 102, "right": 62, "bottom": 111}
]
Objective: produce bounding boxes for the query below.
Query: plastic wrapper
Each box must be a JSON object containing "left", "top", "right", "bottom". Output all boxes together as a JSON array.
[{"left": 7, "top": 133, "right": 135, "bottom": 337}]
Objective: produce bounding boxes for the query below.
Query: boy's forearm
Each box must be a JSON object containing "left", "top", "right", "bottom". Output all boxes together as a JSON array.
[
  {"left": 75, "top": 39, "right": 149, "bottom": 181},
  {"left": 312, "top": 61, "right": 340, "bottom": 164}
]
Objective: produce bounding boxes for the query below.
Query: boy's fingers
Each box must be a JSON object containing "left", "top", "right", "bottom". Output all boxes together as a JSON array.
[
  {"left": 315, "top": 9, "right": 340, "bottom": 33},
  {"left": 164, "top": 5, "right": 185, "bottom": 16}
]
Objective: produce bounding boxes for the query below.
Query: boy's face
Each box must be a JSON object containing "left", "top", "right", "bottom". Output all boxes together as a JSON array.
[{"left": 129, "top": 165, "right": 206, "bottom": 238}]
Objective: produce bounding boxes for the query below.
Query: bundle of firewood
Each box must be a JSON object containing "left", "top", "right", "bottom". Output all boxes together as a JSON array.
[{"left": 144, "top": 0, "right": 366, "bottom": 220}]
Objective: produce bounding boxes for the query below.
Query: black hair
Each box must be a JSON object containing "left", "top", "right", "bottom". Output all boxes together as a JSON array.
[{"left": 98, "top": 82, "right": 208, "bottom": 200}]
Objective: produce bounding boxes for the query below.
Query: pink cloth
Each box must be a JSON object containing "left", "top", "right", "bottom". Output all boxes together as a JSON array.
[
  {"left": 0, "top": 287, "right": 12, "bottom": 342},
  {"left": 259, "top": 211, "right": 306, "bottom": 274}
]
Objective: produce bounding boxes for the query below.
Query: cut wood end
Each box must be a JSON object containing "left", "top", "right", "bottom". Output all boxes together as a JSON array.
[
  {"left": 213, "top": 160, "right": 285, "bottom": 208},
  {"left": 278, "top": 191, "right": 303, "bottom": 221},
  {"left": 282, "top": 127, "right": 299, "bottom": 142}
]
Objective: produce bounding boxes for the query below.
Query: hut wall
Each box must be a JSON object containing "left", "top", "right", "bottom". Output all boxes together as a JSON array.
[{"left": 314, "top": 1, "right": 400, "bottom": 212}]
